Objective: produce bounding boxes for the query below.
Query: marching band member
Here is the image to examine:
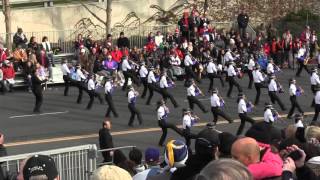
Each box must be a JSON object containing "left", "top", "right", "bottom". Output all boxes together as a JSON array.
[
  {"left": 296, "top": 44, "right": 310, "bottom": 77},
  {"left": 127, "top": 85, "right": 143, "bottom": 127},
  {"left": 139, "top": 61, "right": 148, "bottom": 98},
  {"left": 31, "top": 69, "right": 47, "bottom": 113},
  {"left": 226, "top": 61, "right": 242, "bottom": 98},
  {"left": 266, "top": 59, "right": 275, "bottom": 75},
  {"left": 264, "top": 103, "right": 275, "bottom": 124},
  {"left": 206, "top": 58, "right": 224, "bottom": 92},
  {"left": 247, "top": 55, "right": 255, "bottom": 89},
  {"left": 312, "top": 85, "right": 320, "bottom": 123},
  {"left": 253, "top": 64, "right": 267, "bottom": 105},
  {"left": 74, "top": 64, "right": 86, "bottom": 104},
  {"left": 224, "top": 48, "right": 235, "bottom": 64},
  {"left": 210, "top": 88, "right": 233, "bottom": 125},
  {"left": 86, "top": 74, "right": 103, "bottom": 110},
  {"left": 104, "top": 76, "right": 118, "bottom": 118},
  {"left": 287, "top": 78, "right": 304, "bottom": 119},
  {"left": 159, "top": 71, "right": 179, "bottom": 108},
  {"left": 310, "top": 67, "right": 320, "bottom": 107},
  {"left": 184, "top": 51, "right": 196, "bottom": 80},
  {"left": 268, "top": 74, "right": 286, "bottom": 111},
  {"left": 236, "top": 93, "right": 255, "bottom": 135},
  {"left": 157, "top": 99, "right": 183, "bottom": 146},
  {"left": 186, "top": 79, "right": 208, "bottom": 113},
  {"left": 121, "top": 56, "right": 140, "bottom": 91},
  {"left": 61, "top": 59, "right": 71, "bottom": 96},
  {"left": 146, "top": 66, "right": 161, "bottom": 105},
  {"left": 182, "top": 108, "right": 199, "bottom": 148}
]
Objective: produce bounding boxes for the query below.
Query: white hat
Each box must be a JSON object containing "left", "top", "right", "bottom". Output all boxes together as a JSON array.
[{"left": 80, "top": 48, "right": 85, "bottom": 53}]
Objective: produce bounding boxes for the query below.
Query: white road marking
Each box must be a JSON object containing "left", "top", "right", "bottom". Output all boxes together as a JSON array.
[{"left": 9, "top": 111, "right": 69, "bottom": 119}]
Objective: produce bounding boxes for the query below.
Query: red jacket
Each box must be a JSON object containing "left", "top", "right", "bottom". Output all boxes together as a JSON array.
[
  {"left": 2, "top": 66, "right": 15, "bottom": 80},
  {"left": 111, "top": 50, "right": 123, "bottom": 63}
]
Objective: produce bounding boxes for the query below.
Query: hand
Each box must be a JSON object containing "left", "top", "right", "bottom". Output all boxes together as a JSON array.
[
  {"left": 283, "top": 157, "right": 296, "bottom": 173},
  {"left": 109, "top": 151, "right": 114, "bottom": 157},
  {"left": 286, "top": 145, "right": 306, "bottom": 168}
]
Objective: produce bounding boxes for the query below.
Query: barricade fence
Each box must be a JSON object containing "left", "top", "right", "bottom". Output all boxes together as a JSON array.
[
  {"left": 0, "top": 144, "right": 139, "bottom": 179},
  {"left": 0, "top": 21, "right": 238, "bottom": 54},
  {"left": 0, "top": 144, "right": 97, "bottom": 180}
]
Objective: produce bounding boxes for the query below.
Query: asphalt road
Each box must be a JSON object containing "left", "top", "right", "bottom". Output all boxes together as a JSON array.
[{"left": 0, "top": 68, "right": 317, "bottom": 157}]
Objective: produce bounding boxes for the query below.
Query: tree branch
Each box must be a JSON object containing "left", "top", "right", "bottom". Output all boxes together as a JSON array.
[
  {"left": 80, "top": 1, "right": 107, "bottom": 26},
  {"left": 87, "top": 3, "right": 106, "bottom": 11}
]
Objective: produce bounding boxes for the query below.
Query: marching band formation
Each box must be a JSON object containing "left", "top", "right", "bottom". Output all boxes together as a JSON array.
[{"left": 24, "top": 30, "right": 320, "bottom": 143}]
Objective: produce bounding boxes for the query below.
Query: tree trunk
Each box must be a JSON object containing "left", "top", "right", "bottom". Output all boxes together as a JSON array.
[
  {"left": 106, "top": 0, "right": 112, "bottom": 36},
  {"left": 3, "top": 0, "right": 12, "bottom": 50}
]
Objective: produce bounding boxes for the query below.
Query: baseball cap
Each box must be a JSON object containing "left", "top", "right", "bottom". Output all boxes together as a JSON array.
[
  {"left": 145, "top": 147, "right": 160, "bottom": 163},
  {"left": 23, "top": 155, "right": 58, "bottom": 180}
]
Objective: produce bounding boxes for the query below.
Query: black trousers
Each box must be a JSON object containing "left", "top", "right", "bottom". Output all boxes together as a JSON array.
[
  {"left": 254, "top": 82, "right": 267, "bottom": 105},
  {"left": 211, "top": 107, "right": 232, "bottom": 124},
  {"left": 86, "top": 90, "right": 103, "bottom": 110},
  {"left": 182, "top": 128, "right": 198, "bottom": 148},
  {"left": 237, "top": 113, "right": 255, "bottom": 135},
  {"left": 227, "top": 76, "right": 242, "bottom": 97},
  {"left": 158, "top": 120, "right": 183, "bottom": 146},
  {"left": 160, "top": 88, "right": 178, "bottom": 108},
  {"left": 146, "top": 83, "right": 160, "bottom": 105},
  {"left": 312, "top": 104, "right": 320, "bottom": 122},
  {"left": 140, "top": 77, "right": 148, "bottom": 98},
  {"left": 76, "top": 81, "right": 84, "bottom": 104},
  {"left": 187, "top": 96, "right": 207, "bottom": 112},
  {"left": 287, "top": 95, "right": 303, "bottom": 118},
  {"left": 185, "top": 66, "right": 196, "bottom": 80},
  {"left": 248, "top": 70, "right": 253, "bottom": 89},
  {"left": 128, "top": 103, "right": 143, "bottom": 126},
  {"left": 207, "top": 73, "right": 224, "bottom": 91},
  {"left": 296, "top": 61, "right": 309, "bottom": 76},
  {"left": 268, "top": 91, "right": 286, "bottom": 110},
  {"left": 122, "top": 70, "right": 140, "bottom": 91},
  {"left": 63, "top": 75, "right": 70, "bottom": 96},
  {"left": 105, "top": 93, "right": 118, "bottom": 117},
  {"left": 32, "top": 88, "right": 43, "bottom": 113}
]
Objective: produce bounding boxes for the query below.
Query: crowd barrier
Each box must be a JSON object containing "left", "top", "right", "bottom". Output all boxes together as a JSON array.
[{"left": 0, "top": 144, "right": 97, "bottom": 180}]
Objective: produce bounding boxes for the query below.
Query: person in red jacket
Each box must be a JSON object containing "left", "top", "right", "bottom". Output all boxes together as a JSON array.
[
  {"left": 2, "top": 60, "right": 15, "bottom": 92},
  {"left": 111, "top": 46, "right": 123, "bottom": 63}
]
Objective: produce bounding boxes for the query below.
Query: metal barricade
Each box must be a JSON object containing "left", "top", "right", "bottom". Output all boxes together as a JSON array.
[
  {"left": 0, "top": 144, "right": 97, "bottom": 180},
  {"left": 97, "top": 146, "right": 136, "bottom": 166}
]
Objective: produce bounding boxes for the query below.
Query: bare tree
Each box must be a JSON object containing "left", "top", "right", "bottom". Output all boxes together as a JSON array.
[
  {"left": 80, "top": 0, "right": 112, "bottom": 37},
  {"left": 2, "top": 0, "right": 12, "bottom": 49}
]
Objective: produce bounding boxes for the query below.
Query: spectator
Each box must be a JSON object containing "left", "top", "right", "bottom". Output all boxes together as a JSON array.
[
  {"left": 133, "top": 147, "right": 161, "bottom": 180},
  {"left": 0, "top": 63, "right": 4, "bottom": 94},
  {"left": 154, "top": 31, "right": 164, "bottom": 47},
  {"left": 218, "top": 132, "right": 237, "bottom": 158},
  {"left": 129, "top": 148, "right": 145, "bottom": 174},
  {"left": 196, "top": 159, "right": 253, "bottom": 180},
  {"left": 117, "top": 32, "right": 130, "bottom": 49},
  {"left": 85, "top": 34, "right": 94, "bottom": 50},
  {"left": 102, "top": 54, "right": 118, "bottom": 75},
  {"left": 0, "top": 48, "right": 7, "bottom": 63},
  {"left": 171, "top": 123, "right": 220, "bottom": 180},
  {"left": 13, "top": 27, "right": 28, "bottom": 48},
  {"left": 12, "top": 45, "right": 28, "bottom": 71},
  {"left": 111, "top": 46, "right": 123, "bottom": 63},
  {"left": 2, "top": 60, "right": 15, "bottom": 92},
  {"left": 231, "top": 137, "right": 283, "bottom": 179},
  {"left": 237, "top": 9, "right": 249, "bottom": 38},
  {"left": 23, "top": 154, "right": 59, "bottom": 180},
  {"left": 41, "top": 36, "right": 54, "bottom": 67},
  {"left": 28, "top": 36, "right": 39, "bottom": 52},
  {"left": 91, "top": 165, "right": 132, "bottom": 180},
  {"left": 149, "top": 140, "right": 188, "bottom": 180},
  {"left": 99, "top": 119, "right": 114, "bottom": 163}
]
